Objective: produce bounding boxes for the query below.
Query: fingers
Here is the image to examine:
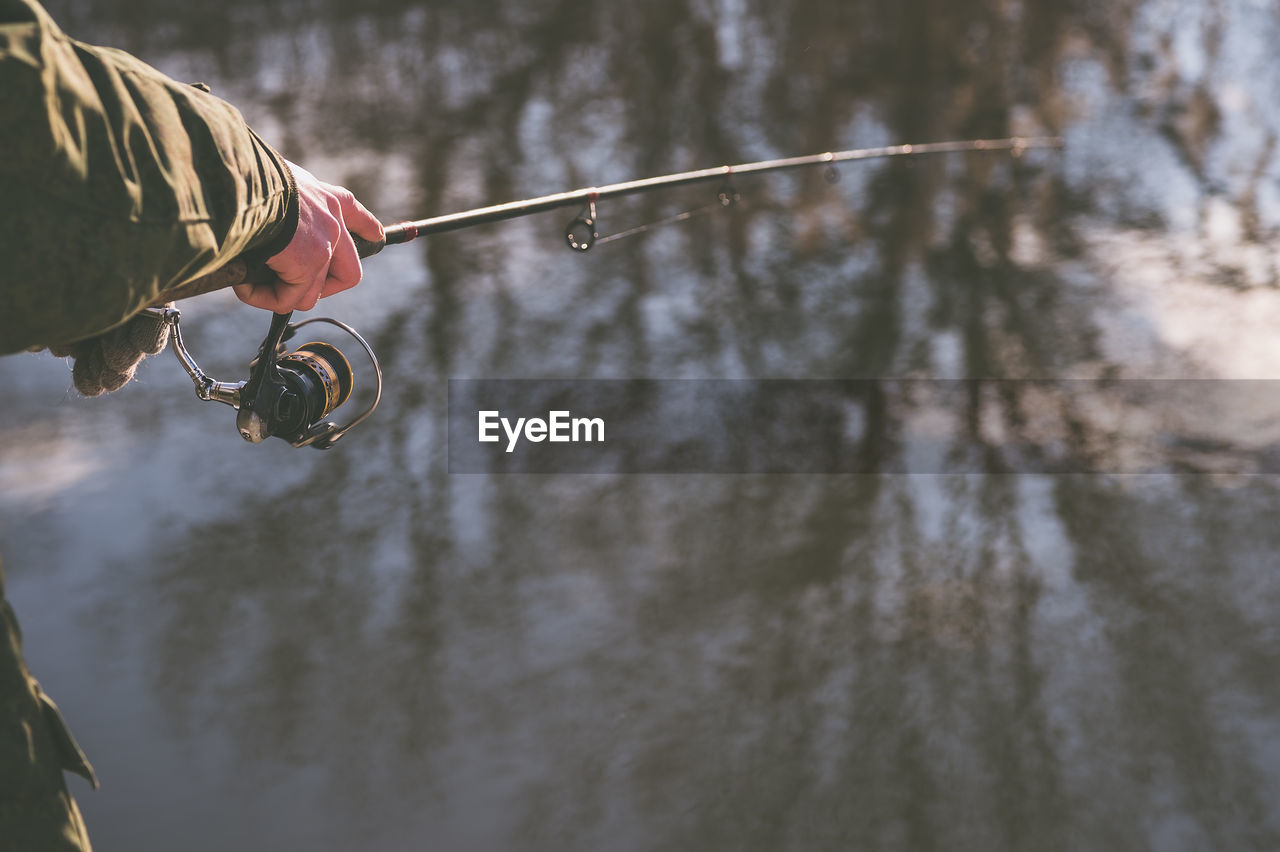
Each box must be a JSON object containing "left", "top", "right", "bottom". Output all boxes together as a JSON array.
[
  {"left": 232, "top": 279, "right": 287, "bottom": 311},
  {"left": 336, "top": 189, "right": 384, "bottom": 243},
  {"left": 323, "top": 219, "right": 363, "bottom": 298},
  {"left": 240, "top": 241, "right": 356, "bottom": 314},
  {"left": 233, "top": 276, "right": 303, "bottom": 312},
  {"left": 295, "top": 263, "right": 330, "bottom": 313},
  {"left": 234, "top": 262, "right": 329, "bottom": 313}
]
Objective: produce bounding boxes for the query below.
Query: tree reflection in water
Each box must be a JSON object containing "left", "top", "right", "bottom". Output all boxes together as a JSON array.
[{"left": 22, "top": 0, "right": 1280, "bottom": 849}]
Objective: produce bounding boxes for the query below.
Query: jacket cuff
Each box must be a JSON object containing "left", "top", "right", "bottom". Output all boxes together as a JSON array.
[{"left": 239, "top": 134, "right": 299, "bottom": 265}]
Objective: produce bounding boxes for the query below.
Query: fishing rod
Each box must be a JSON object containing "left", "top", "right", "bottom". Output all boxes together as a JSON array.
[
  {"left": 353, "top": 136, "right": 1062, "bottom": 256},
  {"left": 151, "top": 135, "right": 1063, "bottom": 449}
]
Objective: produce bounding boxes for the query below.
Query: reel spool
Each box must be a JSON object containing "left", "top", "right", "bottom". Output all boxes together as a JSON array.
[{"left": 262, "top": 341, "right": 355, "bottom": 444}]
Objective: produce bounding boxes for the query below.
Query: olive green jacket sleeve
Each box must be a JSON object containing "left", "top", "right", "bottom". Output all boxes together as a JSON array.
[{"left": 0, "top": 0, "right": 297, "bottom": 354}]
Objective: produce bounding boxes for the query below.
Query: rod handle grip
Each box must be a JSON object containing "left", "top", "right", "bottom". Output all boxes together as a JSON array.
[{"left": 351, "top": 232, "right": 387, "bottom": 258}]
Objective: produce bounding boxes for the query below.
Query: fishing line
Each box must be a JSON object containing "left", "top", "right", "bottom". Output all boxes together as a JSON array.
[
  {"left": 593, "top": 202, "right": 723, "bottom": 246},
  {"left": 594, "top": 182, "right": 741, "bottom": 246}
]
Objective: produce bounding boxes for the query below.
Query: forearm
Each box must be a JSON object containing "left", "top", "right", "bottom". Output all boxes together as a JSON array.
[{"left": 0, "top": 0, "right": 298, "bottom": 353}]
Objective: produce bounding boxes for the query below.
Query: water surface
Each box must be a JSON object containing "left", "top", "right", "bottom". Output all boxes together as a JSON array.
[{"left": 4, "top": 1, "right": 1280, "bottom": 849}]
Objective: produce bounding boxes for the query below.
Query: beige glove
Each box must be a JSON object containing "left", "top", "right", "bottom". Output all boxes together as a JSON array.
[{"left": 47, "top": 306, "right": 171, "bottom": 396}]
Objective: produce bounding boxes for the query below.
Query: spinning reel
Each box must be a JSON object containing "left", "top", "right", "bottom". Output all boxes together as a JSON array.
[{"left": 149, "top": 307, "right": 381, "bottom": 449}]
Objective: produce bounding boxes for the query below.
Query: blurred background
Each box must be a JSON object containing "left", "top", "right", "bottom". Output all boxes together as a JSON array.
[{"left": 4, "top": 0, "right": 1280, "bottom": 849}]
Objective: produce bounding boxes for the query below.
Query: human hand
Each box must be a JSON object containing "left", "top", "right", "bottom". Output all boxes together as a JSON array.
[{"left": 233, "top": 162, "right": 384, "bottom": 313}]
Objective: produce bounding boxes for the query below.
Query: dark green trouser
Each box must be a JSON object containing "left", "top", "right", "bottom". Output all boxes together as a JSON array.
[{"left": 0, "top": 562, "right": 96, "bottom": 851}]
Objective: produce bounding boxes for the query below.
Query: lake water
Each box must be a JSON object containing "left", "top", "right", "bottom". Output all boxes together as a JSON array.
[{"left": 3, "top": 0, "right": 1280, "bottom": 849}]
